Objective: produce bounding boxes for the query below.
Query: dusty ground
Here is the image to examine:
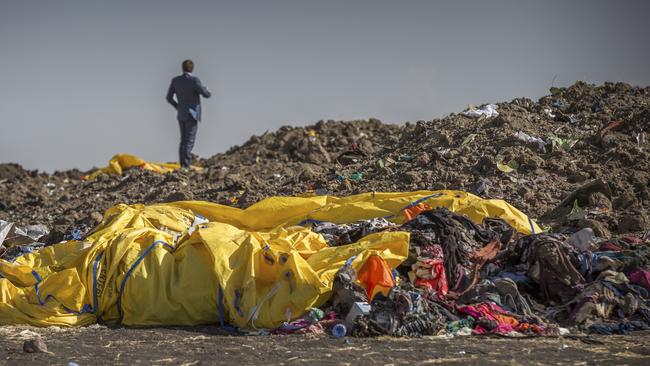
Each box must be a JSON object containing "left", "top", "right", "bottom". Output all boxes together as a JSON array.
[{"left": 1, "top": 326, "right": 649, "bottom": 365}]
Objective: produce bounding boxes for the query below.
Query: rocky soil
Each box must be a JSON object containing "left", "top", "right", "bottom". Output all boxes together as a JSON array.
[{"left": 1, "top": 81, "right": 648, "bottom": 242}]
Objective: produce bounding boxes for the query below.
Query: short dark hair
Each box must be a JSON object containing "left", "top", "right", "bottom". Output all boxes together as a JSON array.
[{"left": 182, "top": 59, "right": 194, "bottom": 73}]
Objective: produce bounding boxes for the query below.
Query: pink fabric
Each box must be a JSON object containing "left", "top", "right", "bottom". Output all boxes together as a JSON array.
[
  {"left": 458, "top": 303, "right": 519, "bottom": 335},
  {"left": 629, "top": 270, "right": 650, "bottom": 291}
]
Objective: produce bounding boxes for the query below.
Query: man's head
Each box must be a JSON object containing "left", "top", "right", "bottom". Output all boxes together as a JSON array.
[{"left": 182, "top": 59, "right": 194, "bottom": 73}]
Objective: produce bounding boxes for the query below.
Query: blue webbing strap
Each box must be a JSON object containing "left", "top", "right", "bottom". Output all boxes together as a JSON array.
[
  {"left": 218, "top": 286, "right": 225, "bottom": 327},
  {"left": 92, "top": 251, "right": 104, "bottom": 315},
  {"left": 117, "top": 240, "right": 175, "bottom": 322},
  {"left": 31, "top": 270, "right": 93, "bottom": 315},
  {"left": 528, "top": 218, "right": 536, "bottom": 237}
]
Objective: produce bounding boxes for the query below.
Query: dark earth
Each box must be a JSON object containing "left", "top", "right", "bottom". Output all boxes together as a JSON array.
[{"left": 1, "top": 326, "right": 650, "bottom": 365}]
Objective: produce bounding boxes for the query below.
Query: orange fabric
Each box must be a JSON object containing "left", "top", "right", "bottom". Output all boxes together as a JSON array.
[
  {"left": 404, "top": 203, "right": 432, "bottom": 221},
  {"left": 357, "top": 255, "right": 395, "bottom": 300}
]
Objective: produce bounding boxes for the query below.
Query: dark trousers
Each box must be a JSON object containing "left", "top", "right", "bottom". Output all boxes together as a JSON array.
[{"left": 178, "top": 119, "right": 198, "bottom": 168}]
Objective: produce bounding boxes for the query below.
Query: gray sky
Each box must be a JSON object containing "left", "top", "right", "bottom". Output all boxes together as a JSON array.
[{"left": 1, "top": 0, "right": 649, "bottom": 171}]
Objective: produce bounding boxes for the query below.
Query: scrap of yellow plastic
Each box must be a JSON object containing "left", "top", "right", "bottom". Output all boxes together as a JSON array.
[
  {"left": 496, "top": 160, "right": 519, "bottom": 173},
  {"left": 0, "top": 190, "right": 541, "bottom": 328},
  {"left": 84, "top": 154, "right": 202, "bottom": 180}
]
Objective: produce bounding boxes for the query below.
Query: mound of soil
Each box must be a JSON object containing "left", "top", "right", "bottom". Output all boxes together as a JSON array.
[{"left": 0, "top": 81, "right": 648, "bottom": 240}]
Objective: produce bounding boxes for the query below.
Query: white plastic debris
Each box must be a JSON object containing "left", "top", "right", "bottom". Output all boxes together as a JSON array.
[
  {"left": 513, "top": 131, "right": 547, "bottom": 152},
  {"left": 462, "top": 104, "right": 499, "bottom": 119},
  {"left": 188, "top": 213, "right": 210, "bottom": 235},
  {"left": 544, "top": 108, "right": 555, "bottom": 118},
  {"left": 344, "top": 301, "right": 371, "bottom": 328},
  {"left": 0, "top": 221, "right": 13, "bottom": 246},
  {"left": 568, "top": 228, "right": 596, "bottom": 252}
]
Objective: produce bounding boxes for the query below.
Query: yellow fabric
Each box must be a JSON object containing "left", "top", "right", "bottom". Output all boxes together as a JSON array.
[
  {"left": 0, "top": 190, "right": 540, "bottom": 328},
  {"left": 84, "top": 154, "right": 202, "bottom": 180}
]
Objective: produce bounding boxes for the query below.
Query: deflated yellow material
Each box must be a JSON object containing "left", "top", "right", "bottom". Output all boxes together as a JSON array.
[
  {"left": 84, "top": 153, "right": 202, "bottom": 180},
  {"left": 0, "top": 190, "right": 540, "bottom": 328}
]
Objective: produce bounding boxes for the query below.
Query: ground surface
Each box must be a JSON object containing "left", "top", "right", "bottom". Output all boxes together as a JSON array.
[{"left": 1, "top": 326, "right": 649, "bottom": 365}]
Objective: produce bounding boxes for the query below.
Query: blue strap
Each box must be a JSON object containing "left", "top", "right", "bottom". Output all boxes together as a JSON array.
[
  {"left": 528, "top": 218, "right": 536, "bottom": 237},
  {"left": 345, "top": 255, "right": 357, "bottom": 267},
  {"left": 218, "top": 286, "right": 225, "bottom": 327},
  {"left": 117, "top": 240, "right": 175, "bottom": 322},
  {"left": 92, "top": 251, "right": 104, "bottom": 315},
  {"left": 297, "top": 219, "right": 325, "bottom": 226},
  {"left": 234, "top": 289, "right": 244, "bottom": 317},
  {"left": 31, "top": 270, "right": 51, "bottom": 305},
  {"left": 400, "top": 193, "right": 444, "bottom": 211},
  {"left": 31, "top": 270, "right": 93, "bottom": 314},
  {"left": 216, "top": 286, "right": 239, "bottom": 333}
]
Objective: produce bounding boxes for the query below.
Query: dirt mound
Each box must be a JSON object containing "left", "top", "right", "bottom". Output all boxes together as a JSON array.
[{"left": 0, "top": 81, "right": 648, "bottom": 239}]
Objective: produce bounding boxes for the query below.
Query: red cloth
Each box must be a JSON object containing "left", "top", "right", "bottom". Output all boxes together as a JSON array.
[
  {"left": 599, "top": 242, "right": 623, "bottom": 252},
  {"left": 413, "top": 258, "right": 449, "bottom": 296},
  {"left": 621, "top": 235, "right": 643, "bottom": 246},
  {"left": 629, "top": 270, "right": 650, "bottom": 292}
]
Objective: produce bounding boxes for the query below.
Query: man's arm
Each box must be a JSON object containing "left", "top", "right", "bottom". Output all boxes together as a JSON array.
[
  {"left": 194, "top": 77, "right": 212, "bottom": 98},
  {"left": 166, "top": 82, "right": 178, "bottom": 108}
]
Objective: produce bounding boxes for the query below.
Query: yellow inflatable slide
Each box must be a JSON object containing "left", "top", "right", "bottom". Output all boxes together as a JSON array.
[
  {"left": 84, "top": 154, "right": 202, "bottom": 180},
  {"left": 0, "top": 190, "right": 540, "bottom": 328}
]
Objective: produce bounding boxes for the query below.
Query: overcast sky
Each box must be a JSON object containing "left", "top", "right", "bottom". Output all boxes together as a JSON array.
[{"left": 1, "top": 0, "right": 649, "bottom": 171}]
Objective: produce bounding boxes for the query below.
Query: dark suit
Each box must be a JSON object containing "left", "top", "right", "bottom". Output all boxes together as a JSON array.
[{"left": 166, "top": 72, "right": 211, "bottom": 167}]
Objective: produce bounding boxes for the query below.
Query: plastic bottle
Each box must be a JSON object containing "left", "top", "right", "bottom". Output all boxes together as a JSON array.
[{"left": 331, "top": 323, "right": 347, "bottom": 338}]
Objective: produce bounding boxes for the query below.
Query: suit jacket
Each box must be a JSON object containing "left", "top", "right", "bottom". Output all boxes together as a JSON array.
[{"left": 166, "top": 73, "right": 211, "bottom": 121}]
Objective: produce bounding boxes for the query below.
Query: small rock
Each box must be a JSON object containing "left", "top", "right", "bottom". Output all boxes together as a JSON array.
[
  {"left": 517, "top": 186, "right": 530, "bottom": 197},
  {"left": 619, "top": 212, "right": 650, "bottom": 233},
  {"left": 576, "top": 219, "right": 610, "bottom": 238},
  {"left": 404, "top": 171, "right": 420, "bottom": 184},
  {"left": 224, "top": 173, "right": 248, "bottom": 189},
  {"left": 163, "top": 191, "right": 192, "bottom": 202},
  {"left": 23, "top": 338, "right": 48, "bottom": 353},
  {"left": 89, "top": 211, "right": 104, "bottom": 225},
  {"left": 414, "top": 152, "right": 430, "bottom": 166},
  {"left": 299, "top": 167, "right": 318, "bottom": 181},
  {"left": 588, "top": 192, "right": 612, "bottom": 211},
  {"left": 431, "top": 182, "right": 446, "bottom": 190},
  {"left": 469, "top": 178, "right": 490, "bottom": 196},
  {"left": 614, "top": 190, "right": 636, "bottom": 209},
  {"left": 567, "top": 172, "right": 588, "bottom": 183},
  {"left": 518, "top": 153, "right": 544, "bottom": 171}
]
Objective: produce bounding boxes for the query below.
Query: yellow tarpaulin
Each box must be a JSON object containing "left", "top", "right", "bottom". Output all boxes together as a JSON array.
[
  {"left": 84, "top": 154, "right": 202, "bottom": 180},
  {"left": 0, "top": 190, "right": 540, "bottom": 328}
]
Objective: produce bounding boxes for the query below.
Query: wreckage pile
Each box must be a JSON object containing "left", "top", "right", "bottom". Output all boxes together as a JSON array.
[
  {"left": 0, "top": 81, "right": 649, "bottom": 337},
  {"left": 272, "top": 208, "right": 650, "bottom": 337}
]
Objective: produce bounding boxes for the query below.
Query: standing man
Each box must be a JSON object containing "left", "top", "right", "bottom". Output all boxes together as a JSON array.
[{"left": 166, "top": 59, "right": 211, "bottom": 168}]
